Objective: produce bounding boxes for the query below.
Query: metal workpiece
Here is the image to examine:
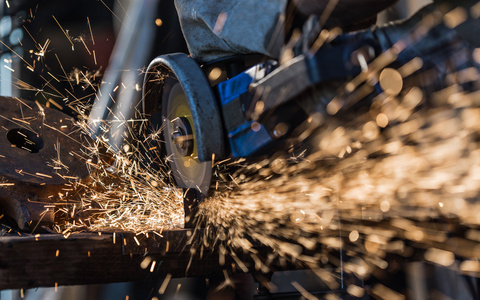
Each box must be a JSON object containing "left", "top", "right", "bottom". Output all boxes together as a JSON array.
[
  {"left": 0, "top": 231, "right": 222, "bottom": 290},
  {"left": 0, "top": 96, "right": 90, "bottom": 229},
  {"left": 0, "top": 229, "right": 331, "bottom": 290}
]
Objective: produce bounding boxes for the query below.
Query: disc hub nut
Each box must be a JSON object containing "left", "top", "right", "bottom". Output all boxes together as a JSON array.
[{"left": 171, "top": 117, "right": 194, "bottom": 157}]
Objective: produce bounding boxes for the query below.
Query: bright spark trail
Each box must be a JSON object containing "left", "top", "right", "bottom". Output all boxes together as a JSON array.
[{"left": 2, "top": 2, "right": 480, "bottom": 299}]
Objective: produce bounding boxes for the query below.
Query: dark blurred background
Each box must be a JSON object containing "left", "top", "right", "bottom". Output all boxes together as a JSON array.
[{"left": 0, "top": 0, "right": 187, "bottom": 115}]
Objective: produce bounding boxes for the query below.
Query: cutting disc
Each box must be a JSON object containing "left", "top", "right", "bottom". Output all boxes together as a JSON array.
[{"left": 161, "top": 77, "right": 212, "bottom": 195}]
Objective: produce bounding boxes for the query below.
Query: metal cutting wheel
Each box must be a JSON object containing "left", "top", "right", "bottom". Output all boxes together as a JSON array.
[
  {"left": 143, "top": 53, "right": 225, "bottom": 198},
  {"left": 162, "top": 77, "right": 212, "bottom": 195}
]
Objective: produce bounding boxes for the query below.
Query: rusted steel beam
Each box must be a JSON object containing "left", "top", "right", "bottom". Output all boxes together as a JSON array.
[{"left": 0, "top": 230, "right": 223, "bottom": 290}]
